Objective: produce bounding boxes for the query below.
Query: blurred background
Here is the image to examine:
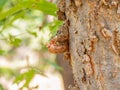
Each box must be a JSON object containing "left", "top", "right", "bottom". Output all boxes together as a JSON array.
[{"left": 0, "top": 0, "right": 74, "bottom": 90}]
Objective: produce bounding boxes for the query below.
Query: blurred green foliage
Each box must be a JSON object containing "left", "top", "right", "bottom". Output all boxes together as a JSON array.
[
  {"left": 0, "top": 0, "right": 63, "bottom": 89},
  {"left": 0, "top": 67, "right": 18, "bottom": 77},
  {"left": 0, "top": 84, "right": 4, "bottom": 90},
  {"left": 14, "top": 69, "right": 35, "bottom": 88}
]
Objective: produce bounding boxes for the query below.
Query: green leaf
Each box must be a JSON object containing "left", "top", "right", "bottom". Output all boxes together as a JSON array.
[
  {"left": 8, "top": 35, "right": 22, "bottom": 47},
  {"left": 0, "top": 50, "right": 6, "bottom": 55},
  {"left": 0, "top": 84, "right": 4, "bottom": 90},
  {"left": 11, "top": 38, "right": 22, "bottom": 47},
  {"left": 0, "top": 0, "right": 57, "bottom": 21},
  {"left": 49, "top": 20, "right": 63, "bottom": 31},
  {"left": 23, "top": 69, "right": 35, "bottom": 87},
  {"left": 27, "top": 30, "right": 37, "bottom": 37},
  {"left": 0, "top": 67, "right": 18, "bottom": 77},
  {"left": 44, "top": 20, "right": 63, "bottom": 36},
  {"left": 34, "top": 0, "right": 57, "bottom": 16},
  {"left": 0, "top": 0, "right": 8, "bottom": 8},
  {"left": 2, "top": 11, "right": 25, "bottom": 30},
  {"left": 0, "top": 3, "right": 24, "bottom": 21},
  {"left": 14, "top": 69, "right": 35, "bottom": 87}
]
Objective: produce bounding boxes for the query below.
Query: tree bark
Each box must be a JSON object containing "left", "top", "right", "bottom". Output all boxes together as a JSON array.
[
  {"left": 57, "top": 0, "right": 120, "bottom": 90},
  {"left": 56, "top": 54, "right": 74, "bottom": 90}
]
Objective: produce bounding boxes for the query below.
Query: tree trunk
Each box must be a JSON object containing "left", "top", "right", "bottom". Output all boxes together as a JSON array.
[
  {"left": 57, "top": 0, "right": 120, "bottom": 90},
  {"left": 56, "top": 54, "right": 74, "bottom": 90}
]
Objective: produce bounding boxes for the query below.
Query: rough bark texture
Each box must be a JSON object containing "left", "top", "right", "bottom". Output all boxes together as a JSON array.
[{"left": 57, "top": 0, "right": 120, "bottom": 90}]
